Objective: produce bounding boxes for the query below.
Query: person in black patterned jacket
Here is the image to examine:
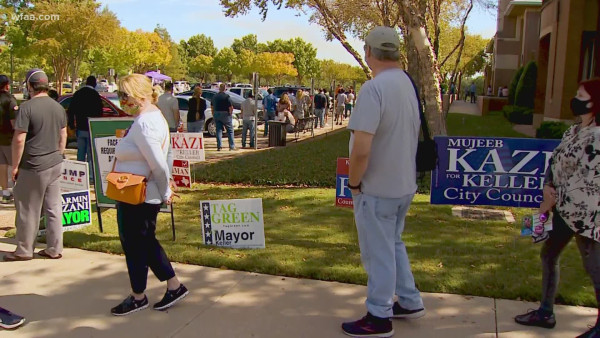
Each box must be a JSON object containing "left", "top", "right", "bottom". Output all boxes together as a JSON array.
[{"left": 515, "top": 78, "right": 600, "bottom": 338}]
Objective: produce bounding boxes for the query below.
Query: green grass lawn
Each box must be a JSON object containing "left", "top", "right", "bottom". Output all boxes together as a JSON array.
[
  {"left": 447, "top": 110, "right": 530, "bottom": 137},
  {"left": 194, "top": 130, "right": 351, "bottom": 187},
  {"left": 54, "top": 109, "right": 597, "bottom": 306}
]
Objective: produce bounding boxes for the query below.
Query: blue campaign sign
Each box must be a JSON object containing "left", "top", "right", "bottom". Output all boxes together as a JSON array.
[
  {"left": 430, "top": 136, "right": 560, "bottom": 208},
  {"left": 335, "top": 158, "right": 353, "bottom": 208}
]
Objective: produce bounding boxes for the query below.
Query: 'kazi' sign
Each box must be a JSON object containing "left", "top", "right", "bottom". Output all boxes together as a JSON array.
[
  {"left": 430, "top": 136, "right": 560, "bottom": 208},
  {"left": 335, "top": 158, "right": 353, "bottom": 208},
  {"left": 171, "top": 132, "right": 205, "bottom": 162}
]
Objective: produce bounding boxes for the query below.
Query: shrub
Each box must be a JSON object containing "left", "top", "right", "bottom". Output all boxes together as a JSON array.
[
  {"left": 503, "top": 105, "right": 533, "bottom": 125},
  {"left": 536, "top": 121, "right": 571, "bottom": 139},
  {"left": 515, "top": 61, "right": 538, "bottom": 108},
  {"left": 508, "top": 66, "right": 524, "bottom": 105}
]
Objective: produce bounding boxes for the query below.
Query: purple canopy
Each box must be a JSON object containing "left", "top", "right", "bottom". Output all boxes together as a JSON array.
[{"left": 144, "top": 71, "right": 171, "bottom": 82}]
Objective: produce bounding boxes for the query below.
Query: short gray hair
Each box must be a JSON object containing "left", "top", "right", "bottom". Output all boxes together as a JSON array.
[{"left": 369, "top": 45, "right": 401, "bottom": 62}]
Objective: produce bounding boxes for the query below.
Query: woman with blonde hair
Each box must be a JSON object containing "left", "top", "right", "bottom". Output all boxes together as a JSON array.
[
  {"left": 276, "top": 93, "right": 296, "bottom": 133},
  {"left": 111, "top": 74, "right": 188, "bottom": 316},
  {"left": 277, "top": 92, "right": 292, "bottom": 113},
  {"left": 187, "top": 86, "right": 206, "bottom": 132}
]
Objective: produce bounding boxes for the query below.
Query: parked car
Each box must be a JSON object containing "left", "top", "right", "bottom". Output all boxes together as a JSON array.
[
  {"left": 58, "top": 93, "right": 130, "bottom": 141},
  {"left": 61, "top": 82, "right": 73, "bottom": 94},
  {"left": 173, "top": 81, "right": 190, "bottom": 94},
  {"left": 271, "top": 86, "right": 311, "bottom": 100},
  {"left": 228, "top": 87, "right": 254, "bottom": 99},
  {"left": 175, "top": 95, "right": 242, "bottom": 137}
]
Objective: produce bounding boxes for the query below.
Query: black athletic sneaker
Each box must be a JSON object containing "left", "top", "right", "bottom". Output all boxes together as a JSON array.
[
  {"left": 577, "top": 325, "right": 600, "bottom": 338},
  {"left": 0, "top": 307, "right": 25, "bottom": 329},
  {"left": 514, "top": 309, "right": 556, "bottom": 329},
  {"left": 153, "top": 284, "right": 189, "bottom": 311},
  {"left": 110, "top": 295, "right": 149, "bottom": 316},
  {"left": 392, "top": 302, "right": 426, "bottom": 319},
  {"left": 341, "top": 312, "right": 394, "bottom": 337}
]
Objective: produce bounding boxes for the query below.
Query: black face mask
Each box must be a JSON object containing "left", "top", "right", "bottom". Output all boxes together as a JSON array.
[{"left": 571, "top": 97, "right": 592, "bottom": 116}]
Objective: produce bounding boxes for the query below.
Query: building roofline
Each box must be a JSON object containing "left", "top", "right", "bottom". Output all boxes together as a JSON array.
[{"left": 504, "top": 0, "right": 542, "bottom": 17}]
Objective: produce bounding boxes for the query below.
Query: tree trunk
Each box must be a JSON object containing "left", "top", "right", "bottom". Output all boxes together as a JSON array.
[{"left": 406, "top": 25, "right": 446, "bottom": 136}]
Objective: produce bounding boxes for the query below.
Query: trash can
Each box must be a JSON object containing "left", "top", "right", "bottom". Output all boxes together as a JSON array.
[{"left": 268, "top": 121, "right": 287, "bottom": 147}]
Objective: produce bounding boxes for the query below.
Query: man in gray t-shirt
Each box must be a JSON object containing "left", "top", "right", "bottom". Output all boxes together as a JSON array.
[
  {"left": 341, "top": 27, "right": 424, "bottom": 337},
  {"left": 4, "top": 69, "right": 67, "bottom": 261},
  {"left": 157, "top": 82, "right": 180, "bottom": 132}
]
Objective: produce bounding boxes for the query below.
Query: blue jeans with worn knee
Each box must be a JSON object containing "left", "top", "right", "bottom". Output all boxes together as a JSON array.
[
  {"left": 214, "top": 111, "right": 235, "bottom": 150},
  {"left": 76, "top": 130, "right": 94, "bottom": 181},
  {"left": 352, "top": 192, "right": 423, "bottom": 318}
]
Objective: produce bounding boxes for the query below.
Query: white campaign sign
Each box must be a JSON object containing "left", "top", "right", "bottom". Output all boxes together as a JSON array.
[
  {"left": 171, "top": 133, "right": 205, "bottom": 162},
  {"left": 94, "top": 136, "right": 120, "bottom": 195},
  {"left": 60, "top": 160, "right": 90, "bottom": 193},
  {"left": 200, "top": 198, "right": 265, "bottom": 249}
]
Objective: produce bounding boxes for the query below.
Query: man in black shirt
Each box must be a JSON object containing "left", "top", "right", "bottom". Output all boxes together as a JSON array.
[
  {"left": 211, "top": 83, "right": 235, "bottom": 151},
  {"left": 313, "top": 88, "right": 328, "bottom": 129},
  {"left": 68, "top": 76, "right": 102, "bottom": 182},
  {"left": 0, "top": 75, "right": 17, "bottom": 203}
]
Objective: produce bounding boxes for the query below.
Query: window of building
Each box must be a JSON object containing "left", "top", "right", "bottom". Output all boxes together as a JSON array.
[{"left": 580, "top": 31, "right": 600, "bottom": 81}]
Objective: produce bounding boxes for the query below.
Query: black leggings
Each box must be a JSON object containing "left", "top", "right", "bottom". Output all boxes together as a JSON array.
[
  {"left": 540, "top": 211, "right": 600, "bottom": 312},
  {"left": 117, "top": 202, "right": 175, "bottom": 294}
]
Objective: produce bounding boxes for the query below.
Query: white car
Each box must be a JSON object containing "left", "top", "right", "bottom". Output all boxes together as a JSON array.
[
  {"left": 97, "top": 79, "right": 117, "bottom": 92},
  {"left": 174, "top": 81, "right": 190, "bottom": 94},
  {"left": 175, "top": 95, "right": 242, "bottom": 137}
]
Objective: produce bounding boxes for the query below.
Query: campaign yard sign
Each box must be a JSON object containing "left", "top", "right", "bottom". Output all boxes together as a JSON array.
[
  {"left": 173, "top": 160, "right": 191, "bottom": 188},
  {"left": 60, "top": 160, "right": 90, "bottom": 193},
  {"left": 335, "top": 157, "right": 353, "bottom": 208},
  {"left": 171, "top": 133, "right": 205, "bottom": 162},
  {"left": 430, "top": 136, "right": 560, "bottom": 208},
  {"left": 61, "top": 190, "right": 92, "bottom": 229},
  {"left": 94, "top": 136, "right": 120, "bottom": 197},
  {"left": 41, "top": 160, "right": 93, "bottom": 235},
  {"left": 200, "top": 198, "right": 265, "bottom": 249}
]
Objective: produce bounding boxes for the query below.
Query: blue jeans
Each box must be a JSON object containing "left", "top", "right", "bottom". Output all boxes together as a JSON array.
[
  {"left": 214, "top": 111, "right": 235, "bottom": 150},
  {"left": 263, "top": 111, "right": 276, "bottom": 136},
  {"left": 352, "top": 192, "right": 423, "bottom": 318},
  {"left": 242, "top": 119, "right": 255, "bottom": 147},
  {"left": 76, "top": 130, "right": 94, "bottom": 181},
  {"left": 187, "top": 120, "right": 204, "bottom": 133},
  {"left": 314, "top": 108, "right": 325, "bottom": 128}
]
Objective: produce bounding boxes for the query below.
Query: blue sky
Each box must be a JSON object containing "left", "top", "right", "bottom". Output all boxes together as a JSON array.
[{"left": 99, "top": 0, "right": 497, "bottom": 65}]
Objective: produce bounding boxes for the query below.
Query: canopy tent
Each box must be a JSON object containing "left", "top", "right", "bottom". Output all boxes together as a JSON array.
[{"left": 144, "top": 71, "right": 171, "bottom": 83}]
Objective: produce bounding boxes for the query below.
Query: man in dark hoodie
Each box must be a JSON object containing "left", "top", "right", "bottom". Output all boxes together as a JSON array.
[{"left": 68, "top": 76, "right": 102, "bottom": 183}]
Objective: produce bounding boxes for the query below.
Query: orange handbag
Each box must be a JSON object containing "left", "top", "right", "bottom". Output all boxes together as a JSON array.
[{"left": 106, "top": 172, "right": 147, "bottom": 205}]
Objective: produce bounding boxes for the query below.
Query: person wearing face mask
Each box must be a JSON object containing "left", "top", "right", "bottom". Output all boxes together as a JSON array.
[
  {"left": 110, "top": 74, "right": 188, "bottom": 316},
  {"left": 515, "top": 78, "right": 600, "bottom": 338}
]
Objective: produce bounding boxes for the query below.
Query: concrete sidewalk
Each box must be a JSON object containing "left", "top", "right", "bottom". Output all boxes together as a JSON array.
[{"left": 0, "top": 240, "right": 595, "bottom": 337}]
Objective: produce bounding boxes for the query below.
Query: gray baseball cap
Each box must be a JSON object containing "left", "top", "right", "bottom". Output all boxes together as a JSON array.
[
  {"left": 25, "top": 68, "right": 49, "bottom": 85},
  {"left": 365, "top": 26, "right": 401, "bottom": 52}
]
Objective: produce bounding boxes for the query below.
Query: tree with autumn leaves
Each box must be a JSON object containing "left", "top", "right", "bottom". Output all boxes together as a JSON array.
[{"left": 220, "top": 0, "right": 494, "bottom": 135}]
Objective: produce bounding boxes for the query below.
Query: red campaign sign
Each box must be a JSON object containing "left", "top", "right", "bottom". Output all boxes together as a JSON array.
[
  {"left": 173, "top": 175, "right": 191, "bottom": 188},
  {"left": 335, "top": 157, "right": 353, "bottom": 208},
  {"left": 173, "top": 160, "right": 188, "bottom": 167},
  {"left": 172, "top": 160, "right": 191, "bottom": 188}
]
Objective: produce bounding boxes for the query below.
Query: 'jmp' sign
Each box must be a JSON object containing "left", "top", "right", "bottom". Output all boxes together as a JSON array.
[
  {"left": 335, "top": 158, "right": 353, "bottom": 208},
  {"left": 430, "top": 137, "right": 560, "bottom": 208}
]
